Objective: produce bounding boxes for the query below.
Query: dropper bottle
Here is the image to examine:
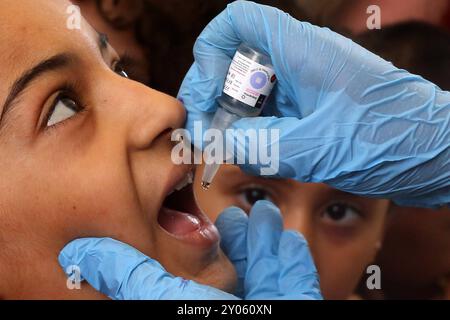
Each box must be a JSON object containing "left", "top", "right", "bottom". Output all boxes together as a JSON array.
[{"left": 201, "top": 43, "right": 277, "bottom": 190}]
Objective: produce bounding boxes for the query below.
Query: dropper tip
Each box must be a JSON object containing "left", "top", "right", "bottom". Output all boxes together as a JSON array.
[{"left": 201, "top": 181, "right": 211, "bottom": 190}]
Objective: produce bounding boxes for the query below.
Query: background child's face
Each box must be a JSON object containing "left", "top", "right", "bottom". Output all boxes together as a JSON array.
[
  {"left": 194, "top": 165, "right": 390, "bottom": 299},
  {"left": 375, "top": 206, "right": 450, "bottom": 299},
  {"left": 0, "top": 0, "right": 235, "bottom": 298}
]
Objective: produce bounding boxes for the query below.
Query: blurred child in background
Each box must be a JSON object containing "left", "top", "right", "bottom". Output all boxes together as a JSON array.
[
  {"left": 355, "top": 22, "right": 450, "bottom": 299},
  {"left": 75, "top": 0, "right": 449, "bottom": 300}
]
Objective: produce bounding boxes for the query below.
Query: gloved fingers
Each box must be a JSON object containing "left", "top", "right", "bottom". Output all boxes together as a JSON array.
[
  {"left": 185, "top": 108, "right": 214, "bottom": 151},
  {"left": 177, "top": 43, "right": 229, "bottom": 116},
  {"left": 177, "top": 66, "right": 214, "bottom": 146},
  {"left": 261, "top": 83, "right": 297, "bottom": 118},
  {"left": 215, "top": 206, "right": 249, "bottom": 298},
  {"left": 59, "top": 237, "right": 161, "bottom": 299},
  {"left": 229, "top": 116, "right": 307, "bottom": 180},
  {"left": 215, "top": 207, "right": 249, "bottom": 266},
  {"left": 230, "top": 114, "right": 352, "bottom": 183},
  {"left": 278, "top": 231, "right": 322, "bottom": 300},
  {"left": 231, "top": 108, "right": 450, "bottom": 208},
  {"left": 245, "top": 200, "right": 283, "bottom": 299},
  {"left": 59, "top": 237, "right": 238, "bottom": 300}
]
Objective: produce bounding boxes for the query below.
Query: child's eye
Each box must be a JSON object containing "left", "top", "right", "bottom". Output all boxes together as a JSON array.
[
  {"left": 321, "top": 202, "right": 362, "bottom": 226},
  {"left": 113, "top": 61, "right": 129, "bottom": 78},
  {"left": 238, "top": 185, "right": 274, "bottom": 208},
  {"left": 46, "top": 95, "right": 81, "bottom": 127}
]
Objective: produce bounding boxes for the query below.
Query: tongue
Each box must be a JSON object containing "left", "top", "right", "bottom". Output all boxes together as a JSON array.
[{"left": 158, "top": 207, "right": 201, "bottom": 235}]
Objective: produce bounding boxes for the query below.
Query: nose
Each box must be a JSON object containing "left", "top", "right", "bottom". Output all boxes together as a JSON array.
[
  {"left": 283, "top": 207, "right": 314, "bottom": 244},
  {"left": 95, "top": 75, "right": 186, "bottom": 150}
]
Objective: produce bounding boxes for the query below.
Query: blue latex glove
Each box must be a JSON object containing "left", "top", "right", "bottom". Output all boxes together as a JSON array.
[
  {"left": 178, "top": 1, "right": 450, "bottom": 208},
  {"left": 58, "top": 202, "right": 322, "bottom": 300},
  {"left": 216, "top": 201, "right": 322, "bottom": 299},
  {"left": 58, "top": 237, "right": 237, "bottom": 300}
]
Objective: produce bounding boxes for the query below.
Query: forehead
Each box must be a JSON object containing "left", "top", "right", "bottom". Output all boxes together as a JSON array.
[
  {"left": 0, "top": 0, "right": 101, "bottom": 98},
  {"left": 1, "top": 0, "right": 74, "bottom": 47},
  {"left": 0, "top": 0, "right": 98, "bottom": 73}
]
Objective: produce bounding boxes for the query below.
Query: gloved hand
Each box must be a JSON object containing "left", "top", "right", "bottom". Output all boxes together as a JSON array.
[
  {"left": 178, "top": 0, "right": 449, "bottom": 208},
  {"left": 216, "top": 201, "right": 322, "bottom": 299},
  {"left": 58, "top": 237, "right": 238, "bottom": 300},
  {"left": 58, "top": 201, "right": 322, "bottom": 300},
  {"left": 58, "top": 202, "right": 321, "bottom": 300}
]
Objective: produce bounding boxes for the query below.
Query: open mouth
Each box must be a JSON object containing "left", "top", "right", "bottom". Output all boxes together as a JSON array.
[{"left": 158, "top": 167, "right": 219, "bottom": 247}]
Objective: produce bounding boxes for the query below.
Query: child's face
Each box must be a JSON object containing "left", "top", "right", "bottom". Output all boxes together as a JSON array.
[
  {"left": 194, "top": 165, "right": 390, "bottom": 299},
  {"left": 0, "top": 0, "right": 235, "bottom": 298}
]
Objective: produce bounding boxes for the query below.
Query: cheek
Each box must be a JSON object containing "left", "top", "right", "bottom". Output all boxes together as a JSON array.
[
  {"left": 314, "top": 238, "right": 379, "bottom": 299},
  {"left": 11, "top": 156, "right": 150, "bottom": 249},
  {"left": 56, "top": 165, "right": 146, "bottom": 240}
]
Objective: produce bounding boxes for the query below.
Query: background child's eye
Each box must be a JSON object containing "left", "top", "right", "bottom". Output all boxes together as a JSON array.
[
  {"left": 46, "top": 96, "right": 80, "bottom": 127},
  {"left": 238, "top": 186, "right": 274, "bottom": 207},
  {"left": 321, "top": 202, "right": 362, "bottom": 226}
]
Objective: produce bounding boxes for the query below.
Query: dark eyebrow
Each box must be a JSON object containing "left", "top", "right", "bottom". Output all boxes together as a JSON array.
[
  {"left": 0, "top": 53, "right": 72, "bottom": 131},
  {"left": 0, "top": 33, "right": 109, "bottom": 132}
]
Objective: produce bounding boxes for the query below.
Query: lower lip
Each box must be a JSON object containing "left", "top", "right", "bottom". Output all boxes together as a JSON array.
[{"left": 158, "top": 207, "right": 220, "bottom": 248}]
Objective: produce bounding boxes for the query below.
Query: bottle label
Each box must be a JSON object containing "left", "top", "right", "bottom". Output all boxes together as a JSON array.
[{"left": 223, "top": 51, "right": 276, "bottom": 108}]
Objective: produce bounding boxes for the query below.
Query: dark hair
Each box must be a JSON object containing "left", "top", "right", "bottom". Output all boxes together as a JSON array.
[
  {"left": 94, "top": 0, "right": 306, "bottom": 96},
  {"left": 136, "top": 0, "right": 306, "bottom": 96},
  {"left": 95, "top": 0, "right": 144, "bottom": 29},
  {"left": 134, "top": 1, "right": 228, "bottom": 96},
  {"left": 355, "top": 21, "right": 450, "bottom": 90}
]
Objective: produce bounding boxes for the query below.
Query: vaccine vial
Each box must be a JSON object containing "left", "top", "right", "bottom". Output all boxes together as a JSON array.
[
  {"left": 201, "top": 43, "right": 277, "bottom": 190},
  {"left": 218, "top": 43, "right": 277, "bottom": 117}
]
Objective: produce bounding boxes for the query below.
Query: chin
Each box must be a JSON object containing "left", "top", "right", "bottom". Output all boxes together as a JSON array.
[
  {"left": 188, "top": 249, "right": 238, "bottom": 294},
  {"left": 149, "top": 220, "right": 238, "bottom": 294}
]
